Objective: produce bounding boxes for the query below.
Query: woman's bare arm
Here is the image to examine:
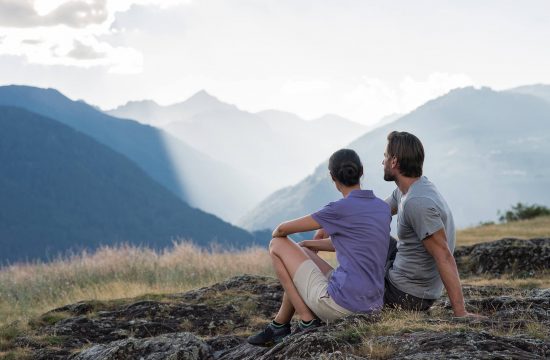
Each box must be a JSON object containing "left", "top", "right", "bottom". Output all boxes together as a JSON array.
[
  {"left": 272, "top": 215, "right": 321, "bottom": 237},
  {"left": 299, "top": 238, "right": 335, "bottom": 252}
]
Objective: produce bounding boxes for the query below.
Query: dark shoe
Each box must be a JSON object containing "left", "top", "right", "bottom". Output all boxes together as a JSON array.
[
  {"left": 293, "top": 318, "right": 323, "bottom": 334},
  {"left": 247, "top": 322, "right": 291, "bottom": 347}
]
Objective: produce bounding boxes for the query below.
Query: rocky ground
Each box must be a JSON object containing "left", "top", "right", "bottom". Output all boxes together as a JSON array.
[{"left": 1, "top": 238, "right": 549, "bottom": 359}]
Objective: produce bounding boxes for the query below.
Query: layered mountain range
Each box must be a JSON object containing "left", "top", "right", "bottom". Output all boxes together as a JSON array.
[
  {"left": 240, "top": 86, "right": 550, "bottom": 230},
  {"left": 108, "top": 92, "right": 367, "bottom": 193},
  {"left": 0, "top": 106, "right": 259, "bottom": 263},
  {"left": 0, "top": 86, "right": 266, "bottom": 223},
  {"left": 1, "top": 84, "right": 548, "bottom": 262}
]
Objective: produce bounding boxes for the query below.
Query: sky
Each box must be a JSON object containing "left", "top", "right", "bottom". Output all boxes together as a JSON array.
[{"left": 0, "top": 0, "right": 549, "bottom": 125}]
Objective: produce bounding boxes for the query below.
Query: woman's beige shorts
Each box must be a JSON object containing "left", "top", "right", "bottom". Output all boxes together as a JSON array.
[{"left": 292, "top": 259, "right": 352, "bottom": 322}]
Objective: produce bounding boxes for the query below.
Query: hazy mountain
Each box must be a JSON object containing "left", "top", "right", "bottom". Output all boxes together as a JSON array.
[
  {"left": 240, "top": 87, "right": 550, "bottom": 230},
  {"left": 507, "top": 84, "right": 550, "bottom": 104},
  {"left": 0, "top": 106, "right": 262, "bottom": 263},
  {"left": 109, "top": 93, "right": 367, "bottom": 191},
  {"left": 108, "top": 90, "right": 237, "bottom": 127},
  {"left": 0, "top": 85, "right": 267, "bottom": 223},
  {"left": 369, "top": 113, "right": 403, "bottom": 130}
]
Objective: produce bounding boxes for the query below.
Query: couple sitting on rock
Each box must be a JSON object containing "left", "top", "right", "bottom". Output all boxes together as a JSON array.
[{"left": 248, "top": 131, "right": 482, "bottom": 347}]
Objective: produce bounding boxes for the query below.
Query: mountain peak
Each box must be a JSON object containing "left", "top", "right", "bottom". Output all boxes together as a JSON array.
[
  {"left": 186, "top": 89, "right": 219, "bottom": 103},
  {"left": 182, "top": 89, "right": 237, "bottom": 114}
]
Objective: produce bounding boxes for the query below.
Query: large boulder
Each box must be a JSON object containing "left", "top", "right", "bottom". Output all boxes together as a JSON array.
[
  {"left": 454, "top": 238, "right": 550, "bottom": 276},
  {"left": 70, "top": 332, "right": 212, "bottom": 360}
]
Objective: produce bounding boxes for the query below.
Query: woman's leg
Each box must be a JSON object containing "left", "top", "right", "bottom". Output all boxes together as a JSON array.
[
  {"left": 269, "top": 236, "right": 316, "bottom": 322},
  {"left": 273, "top": 292, "right": 295, "bottom": 324},
  {"left": 272, "top": 247, "right": 333, "bottom": 323},
  {"left": 301, "top": 247, "right": 334, "bottom": 276},
  {"left": 270, "top": 238, "right": 335, "bottom": 323}
]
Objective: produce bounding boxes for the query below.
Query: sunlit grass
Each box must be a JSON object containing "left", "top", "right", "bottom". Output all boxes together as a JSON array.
[
  {"left": 462, "top": 271, "right": 550, "bottom": 289},
  {"left": 0, "top": 242, "right": 273, "bottom": 328},
  {"left": 1, "top": 216, "right": 549, "bottom": 335},
  {"left": 456, "top": 215, "right": 550, "bottom": 246}
]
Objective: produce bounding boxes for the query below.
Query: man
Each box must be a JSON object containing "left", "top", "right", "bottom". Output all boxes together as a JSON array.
[{"left": 382, "top": 131, "right": 479, "bottom": 317}]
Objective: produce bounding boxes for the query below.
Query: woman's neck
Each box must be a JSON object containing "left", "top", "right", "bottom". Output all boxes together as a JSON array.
[{"left": 341, "top": 184, "right": 361, "bottom": 198}]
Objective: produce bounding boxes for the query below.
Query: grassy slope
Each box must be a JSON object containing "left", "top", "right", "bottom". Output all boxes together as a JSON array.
[
  {"left": 2, "top": 217, "right": 549, "bottom": 328},
  {"left": 456, "top": 215, "right": 550, "bottom": 246},
  {"left": 0, "top": 217, "right": 548, "bottom": 346},
  {"left": 455, "top": 215, "right": 550, "bottom": 289},
  {"left": 0, "top": 243, "right": 273, "bottom": 329}
]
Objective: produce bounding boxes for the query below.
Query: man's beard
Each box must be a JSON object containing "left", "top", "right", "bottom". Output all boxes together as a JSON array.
[{"left": 383, "top": 168, "right": 395, "bottom": 182}]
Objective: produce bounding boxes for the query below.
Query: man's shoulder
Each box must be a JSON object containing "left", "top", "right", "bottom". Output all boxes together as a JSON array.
[
  {"left": 408, "top": 177, "right": 445, "bottom": 202},
  {"left": 402, "top": 195, "right": 438, "bottom": 213}
]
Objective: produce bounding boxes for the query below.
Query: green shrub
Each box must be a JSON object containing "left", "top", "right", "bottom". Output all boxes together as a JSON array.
[{"left": 498, "top": 203, "right": 550, "bottom": 223}]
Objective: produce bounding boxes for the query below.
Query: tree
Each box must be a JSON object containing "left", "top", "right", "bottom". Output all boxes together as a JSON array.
[{"left": 498, "top": 203, "right": 550, "bottom": 223}]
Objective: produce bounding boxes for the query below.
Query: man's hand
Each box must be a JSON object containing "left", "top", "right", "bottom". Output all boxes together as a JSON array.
[
  {"left": 298, "top": 238, "right": 335, "bottom": 252},
  {"left": 313, "top": 228, "right": 328, "bottom": 240},
  {"left": 298, "top": 240, "right": 319, "bottom": 253},
  {"left": 453, "top": 311, "right": 488, "bottom": 319}
]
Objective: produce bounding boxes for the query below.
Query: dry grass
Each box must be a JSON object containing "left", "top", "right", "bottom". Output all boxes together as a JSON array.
[
  {"left": 1, "top": 216, "right": 549, "bottom": 351},
  {"left": 462, "top": 272, "right": 550, "bottom": 289},
  {"left": 457, "top": 216, "right": 550, "bottom": 246},
  {"left": 0, "top": 242, "right": 272, "bottom": 328}
]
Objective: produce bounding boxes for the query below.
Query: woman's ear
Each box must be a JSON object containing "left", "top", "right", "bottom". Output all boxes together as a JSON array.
[{"left": 333, "top": 178, "right": 342, "bottom": 192}]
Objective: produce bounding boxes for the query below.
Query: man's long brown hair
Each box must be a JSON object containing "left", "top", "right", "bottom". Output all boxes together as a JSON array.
[{"left": 386, "top": 131, "right": 424, "bottom": 177}]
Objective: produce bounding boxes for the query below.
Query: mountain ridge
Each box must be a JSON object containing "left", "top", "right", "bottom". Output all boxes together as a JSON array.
[
  {"left": 240, "top": 86, "right": 550, "bottom": 230},
  {"left": 108, "top": 89, "right": 369, "bottom": 193},
  {"left": 0, "top": 105, "right": 261, "bottom": 263},
  {"left": 0, "top": 85, "right": 266, "bottom": 223}
]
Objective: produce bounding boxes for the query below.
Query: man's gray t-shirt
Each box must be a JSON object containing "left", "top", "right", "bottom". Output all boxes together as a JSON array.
[{"left": 385, "top": 176, "right": 455, "bottom": 300}]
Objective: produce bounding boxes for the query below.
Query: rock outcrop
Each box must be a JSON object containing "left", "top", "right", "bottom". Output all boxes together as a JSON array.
[
  {"left": 3, "top": 238, "right": 550, "bottom": 359},
  {"left": 454, "top": 238, "right": 550, "bottom": 276}
]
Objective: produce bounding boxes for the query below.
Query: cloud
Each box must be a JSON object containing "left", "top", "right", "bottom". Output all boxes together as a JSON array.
[
  {"left": 21, "top": 38, "right": 43, "bottom": 45},
  {"left": 0, "top": 27, "right": 143, "bottom": 73},
  {"left": 281, "top": 79, "right": 331, "bottom": 95},
  {"left": 333, "top": 73, "right": 476, "bottom": 125},
  {"left": 0, "top": 0, "right": 108, "bottom": 28},
  {"left": 67, "top": 40, "right": 106, "bottom": 59},
  {"left": 0, "top": 0, "right": 188, "bottom": 73},
  {"left": 399, "top": 73, "right": 474, "bottom": 111}
]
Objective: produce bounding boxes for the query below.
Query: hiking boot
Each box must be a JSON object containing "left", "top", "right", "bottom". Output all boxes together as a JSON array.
[
  {"left": 293, "top": 318, "right": 324, "bottom": 334},
  {"left": 247, "top": 322, "right": 291, "bottom": 347}
]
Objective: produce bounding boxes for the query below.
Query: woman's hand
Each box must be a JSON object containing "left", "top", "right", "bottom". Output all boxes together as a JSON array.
[
  {"left": 272, "top": 226, "right": 285, "bottom": 238},
  {"left": 298, "top": 240, "right": 319, "bottom": 253}
]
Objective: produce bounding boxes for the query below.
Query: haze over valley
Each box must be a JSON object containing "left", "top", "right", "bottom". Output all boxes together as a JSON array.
[
  {"left": 1, "top": 0, "right": 549, "bottom": 263},
  {"left": 1, "top": 83, "right": 549, "bottom": 262}
]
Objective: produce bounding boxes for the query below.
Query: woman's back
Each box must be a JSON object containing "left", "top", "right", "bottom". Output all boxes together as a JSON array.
[{"left": 312, "top": 189, "right": 391, "bottom": 312}]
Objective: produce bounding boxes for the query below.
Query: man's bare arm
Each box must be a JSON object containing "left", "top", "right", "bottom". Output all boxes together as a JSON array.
[{"left": 422, "top": 229, "right": 483, "bottom": 318}]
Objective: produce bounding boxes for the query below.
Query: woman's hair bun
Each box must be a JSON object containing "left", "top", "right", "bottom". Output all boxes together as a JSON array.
[{"left": 329, "top": 149, "right": 363, "bottom": 186}]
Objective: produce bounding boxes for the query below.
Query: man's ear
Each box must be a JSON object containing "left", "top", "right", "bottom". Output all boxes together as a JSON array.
[{"left": 391, "top": 156, "right": 398, "bottom": 169}]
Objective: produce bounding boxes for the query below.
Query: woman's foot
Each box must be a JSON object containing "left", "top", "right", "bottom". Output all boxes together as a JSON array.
[
  {"left": 293, "top": 318, "right": 323, "bottom": 334},
  {"left": 247, "top": 321, "right": 291, "bottom": 347}
]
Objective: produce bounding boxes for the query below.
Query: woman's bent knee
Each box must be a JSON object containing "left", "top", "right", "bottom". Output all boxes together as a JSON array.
[{"left": 269, "top": 236, "right": 293, "bottom": 254}]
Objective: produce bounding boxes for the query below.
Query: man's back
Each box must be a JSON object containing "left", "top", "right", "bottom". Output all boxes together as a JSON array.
[{"left": 386, "top": 176, "right": 456, "bottom": 300}]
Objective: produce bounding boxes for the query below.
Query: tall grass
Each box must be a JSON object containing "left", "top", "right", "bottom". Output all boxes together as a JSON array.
[{"left": 0, "top": 242, "right": 273, "bottom": 327}]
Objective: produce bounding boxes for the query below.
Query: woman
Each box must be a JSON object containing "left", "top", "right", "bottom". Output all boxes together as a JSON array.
[{"left": 247, "top": 149, "right": 391, "bottom": 347}]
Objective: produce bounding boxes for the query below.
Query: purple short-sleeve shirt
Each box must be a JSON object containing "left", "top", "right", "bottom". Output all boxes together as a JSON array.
[{"left": 311, "top": 189, "right": 391, "bottom": 313}]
